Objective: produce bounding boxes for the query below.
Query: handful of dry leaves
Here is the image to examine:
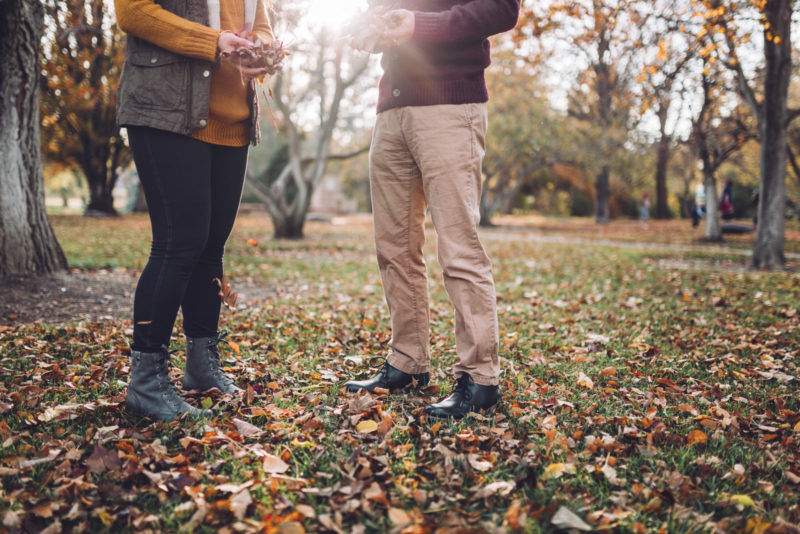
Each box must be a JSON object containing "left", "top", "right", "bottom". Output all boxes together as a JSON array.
[{"left": 220, "top": 39, "right": 288, "bottom": 74}]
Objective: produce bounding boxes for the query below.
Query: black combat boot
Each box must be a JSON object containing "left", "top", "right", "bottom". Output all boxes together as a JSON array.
[
  {"left": 126, "top": 347, "right": 211, "bottom": 421},
  {"left": 344, "top": 362, "right": 429, "bottom": 393},
  {"left": 183, "top": 334, "right": 243, "bottom": 394},
  {"left": 424, "top": 374, "right": 499, "bottom": 419}
]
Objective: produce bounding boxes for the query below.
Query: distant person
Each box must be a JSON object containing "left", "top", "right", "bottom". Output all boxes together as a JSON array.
[
  {"left": 345, "top": 0, "right": 521, "bottom": 419},
  {"left": 693, "top": 181, "right": 706, "bottom": 228},
  {"left": 640, "top": 192, "right": 650, "bottom": 220},
  {"left": 115, "top": 0, "right": 280, "bottom": 421},
  {"left": 720, "top": 179, "right": 735, "bottom": 220}
]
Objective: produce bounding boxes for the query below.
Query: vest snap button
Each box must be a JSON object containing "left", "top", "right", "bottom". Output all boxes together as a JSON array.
[
  {"left": 150, "top": 57, "right": 157, "bottom": 64},
  {"left": 203, "top": 70, "right": 210, "bottom": 77},
  {"left": 392, "top": 89, "right": 400, "bottom": 97},
  {"left": 199, "top": 119, "right": 207, "bottom": 127}
]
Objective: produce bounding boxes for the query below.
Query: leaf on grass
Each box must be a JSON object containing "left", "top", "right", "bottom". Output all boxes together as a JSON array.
[
  {"left": 229, "top": 488, "right": 252, "bottom": 520},
  {"left": 364, "top": 482, "right": 389, "bottom": 505},
  {"left": 232, "top": 418, "right": 263, "bottom": 438},
  {"left": 542, "top": 463, "right": 575, "bottom": 480},
  {"left": 474, "top": 480, "right": 515, "bottom": 498},
  {"left": 541, "top": 414, "right": 557, "bottom": 430},
  {"left": 687, "top": 429, "right": 708, "bottom": 446},
  {"left": 356, "top": 419, "right": 378, "bottom": 434},
  {"left": 295, "top": 504, "right": 316, "bottom": 519},
  {"left": 227, "top": 340, "right": 241, "bottom": 355},
  {"left": 246, "top": 238, "right": 259, "bottom": 247},
  {"left": 388, "top": 507, "right": 411, "bottom": 527},
  {"left": 277, "top": 522, "right": 305, "bottom": 534},
  {"left": 2, "top": 511, "right": 21, "bottom": 529},
  {"left": 468, "top": 454, "right": 494, "bottom": 472},
  {"left": 728, "top": 494, "right": 755, "bottom": 507},
  {"left": 262, "top": 453, "right": 289, "bottom": 474},
  {"left": 551, "top": 506, "right": 592, "bottom": 531},
  {"left": 86, "top": 444, "right": 121, "bottom": 474},
  {"left": 577, "top": 372, "right": 594, "bottom": 389}
]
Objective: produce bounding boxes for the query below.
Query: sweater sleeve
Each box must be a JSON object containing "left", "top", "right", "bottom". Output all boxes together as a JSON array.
[
  {"left": 115, "top": 0, "right": 221, "bottom": 62},
  {"left": 252, "top": 0, "right": 275, "bottom": 43},
  {"left": 411, "top": 0, "right": 520, "bottom": 43}
]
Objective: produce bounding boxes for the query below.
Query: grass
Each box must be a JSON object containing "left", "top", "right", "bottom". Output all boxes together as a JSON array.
[{"left": 0, "top": 213, "right": 798, "bottom": 533}]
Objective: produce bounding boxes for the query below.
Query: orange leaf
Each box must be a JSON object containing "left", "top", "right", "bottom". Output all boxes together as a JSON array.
[{"left": 687, "top": 430, "right": 708, "bottom": 446}]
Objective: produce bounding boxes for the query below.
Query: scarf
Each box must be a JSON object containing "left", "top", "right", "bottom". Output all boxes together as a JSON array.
[{"left": 207, "top": 0, "right": 257, "bottom": 32}]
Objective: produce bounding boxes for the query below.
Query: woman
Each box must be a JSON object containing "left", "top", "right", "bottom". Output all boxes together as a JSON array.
[{"left": 114, "top": 0, "right": 278, "bottom": 421}]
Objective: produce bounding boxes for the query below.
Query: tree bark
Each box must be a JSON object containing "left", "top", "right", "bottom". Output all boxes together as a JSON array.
[
  {"left": 0, "top": 0, "right": 68, "bottom": 276},
  {"left": 654, "top": 103, "right": 671, "bottom": 219},
  {"left": 594, "top": 165, "right": 610, "bottom": 223},
  {"left": 703, "top": 173, "right": 722, "bottom": 242},
  {"left": 751, "top": 0, "right": 791, "bottom": 270}
]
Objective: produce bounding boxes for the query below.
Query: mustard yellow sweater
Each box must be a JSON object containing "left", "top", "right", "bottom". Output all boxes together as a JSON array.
[{"left": 115, "top": 0, "right": 273, "bottom": 146}]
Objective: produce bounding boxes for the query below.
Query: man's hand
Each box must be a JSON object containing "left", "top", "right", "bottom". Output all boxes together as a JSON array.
[{"left": 382, "top": 9, "right": 415, "bottom": 46}]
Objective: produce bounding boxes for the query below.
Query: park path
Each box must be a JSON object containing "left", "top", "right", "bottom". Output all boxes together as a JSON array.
[{"left": 480, "top": 227, "right": 800, "bottom": 261}]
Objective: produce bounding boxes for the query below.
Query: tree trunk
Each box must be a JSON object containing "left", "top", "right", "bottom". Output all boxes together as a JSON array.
[
  {"left": 85, "top": 170, "right": 118, "bottom": 216},
  {"left": 704, "top": 173, "right": 722, "bottom": 242},
  {"left": 654, "top": 135, "right": 671, "bottom": 219},
  {"left": 595, "top": 165, "right": 610, "bottom": 223},
  {"left": 751, "top": 0, "right": 791, "bottom": 270},
  {"left": 0, "top": 0, "right": 67, "bottom": 276}
]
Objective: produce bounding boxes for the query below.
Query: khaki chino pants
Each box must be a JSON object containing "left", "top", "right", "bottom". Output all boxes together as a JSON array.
[{"left": 370, "top": 103, "right": 499, "bottom": 386}]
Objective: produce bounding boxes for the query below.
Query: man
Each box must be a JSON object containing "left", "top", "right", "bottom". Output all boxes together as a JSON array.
[{"left": 344, "top": 0, "right": 520, "bottom": 419}]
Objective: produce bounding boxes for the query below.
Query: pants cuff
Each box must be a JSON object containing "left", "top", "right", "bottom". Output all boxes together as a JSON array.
[
  {"left": 455, "top": 371, "right": 499, "bottom": 386},
  {"left": 387, "top": 351, "right": 430, "bottom": 375}
]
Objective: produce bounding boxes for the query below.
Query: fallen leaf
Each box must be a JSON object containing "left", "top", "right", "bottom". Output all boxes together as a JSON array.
[
  {"left": 577, "top": 372, "right": 594, "bottom": 389},
  {"left": 229, "top": 488, "right": 252, "bottom": 520},
  {"left": 388, "top": 507, "right": 411, "bottom": 527},
  {"left": 551, "top": 506, "right": 592, "bottom": 531},
  {"left": 85, "top": 444, "right": 121, "bottom": 474},
  {"left": 728, "top": 494, "right": 755, "bottom": 507},
  {"left": 468, "top": 454, "right": 494, "bottom": 472},
  {"left": 474, "top": 480, "right": 515, "bottom": 498},
  {"left": 277, "top": 522, "right": 305, "bottom": 534},
  {"left": 687, "top": 430, "right": 708, "bottom": 446},
  {"left": 262, "top": 453, "right": 289, "bottom": 474},
  {"left": 356, "top": 419, "right": 378, "bottom": 434},
  {"left": 542, "top": 463, "right": 575, "bottom": 480},
  {"left": 232, "top": 418, "right": 263, "bottom": 438}
]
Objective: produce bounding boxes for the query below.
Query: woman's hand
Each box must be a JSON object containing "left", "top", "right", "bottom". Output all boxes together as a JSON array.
[{"left": 217, "top": 31, "right": 254, "bottom": 56}]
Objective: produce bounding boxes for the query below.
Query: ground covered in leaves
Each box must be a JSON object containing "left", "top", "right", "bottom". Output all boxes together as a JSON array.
[{"left": 1, "top": 214, "right": 799, "bottom": 533}]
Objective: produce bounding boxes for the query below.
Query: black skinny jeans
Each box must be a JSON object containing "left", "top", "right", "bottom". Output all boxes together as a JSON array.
[{"left": 127, "top": 126, "right": 247, "bottom": 352}]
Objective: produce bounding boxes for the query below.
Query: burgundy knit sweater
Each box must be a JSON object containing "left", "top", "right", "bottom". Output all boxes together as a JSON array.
[{"left": 376, "top": 0, "right": 520, "bottom": 113}]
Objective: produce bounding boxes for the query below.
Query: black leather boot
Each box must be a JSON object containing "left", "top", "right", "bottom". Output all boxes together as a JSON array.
[
  {"left": 126, "top": 347, "right": 211, "bottom": 422},
  {"left": 183, "top": 333, "right": 242, "bottom": 394},
  {"left": 344, "top": 362, "right": 429, "bottom": 393},
  {"left": 424, "top": 374, "right": 499, "bottom": 419}
]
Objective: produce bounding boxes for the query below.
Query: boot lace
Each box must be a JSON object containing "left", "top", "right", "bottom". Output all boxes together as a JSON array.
[
  {"left": 206, "top": 331, "right": 236, "bottom": 390},
  {"left": 158, "top": 348, "right": 187, "bottom": 410},
  {"left": 453, "top": 374, "right": 473, "bottom": 402}
]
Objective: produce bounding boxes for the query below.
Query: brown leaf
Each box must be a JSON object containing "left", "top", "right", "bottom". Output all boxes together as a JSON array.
[
  {"left": 229, "top": 488, "right": 252, "bottom": 520},
  {"left": 388, "top": 507, "right": 411, "bottom": 527},
  {"left": 85, "top": 444, "right": 121, "bottom": 474},
  {"left": 474, "top": 480, "right": 515, "bottom": 498},
  {"left": 277, "top": 522, "right": 305, "bottom": 534},
  {"left": 213, "top": 276, "right": 239, "bottom": 311},
  {"left": 364, "top": 482, "right": 389, "bottom": 505},
  {"left": 232, "top": 418, "right": 263, "bottom": 439},
  {"left": 262, "top": 453, "right": 289, "bottom": 474}
]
